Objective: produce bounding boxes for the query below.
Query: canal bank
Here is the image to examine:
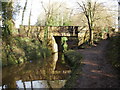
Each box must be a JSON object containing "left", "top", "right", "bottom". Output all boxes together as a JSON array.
[{"left": 63, "top": 40, "right": 120, "bottom": 88}]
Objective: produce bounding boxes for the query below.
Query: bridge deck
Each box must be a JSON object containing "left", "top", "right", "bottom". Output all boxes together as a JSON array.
[{"left": 19, "top": 26, "right": 79, "bottom": 37}]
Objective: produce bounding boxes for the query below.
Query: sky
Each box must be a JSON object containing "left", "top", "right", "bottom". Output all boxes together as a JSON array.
[{"left": 14, "top": 0, "right": 118, "bottom": 28}]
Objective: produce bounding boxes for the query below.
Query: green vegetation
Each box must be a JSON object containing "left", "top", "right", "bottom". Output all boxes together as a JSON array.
[
  {"left": 64, "top": 50, "right": 82, "bottom": 69},
  {"left": 61, "top": 37, "right": 68, "bottom": 52},
  {"left": 63, "top": 50, "right": 82, "bottom": 88},
  {"left": 107, "top": 33, "right": 120, "bottom": 71},
  {"left": 2, "top": 15, "right": 51, "bottom": 67},
  {"left": 2, "top": 36, "right": 51, "bottom": 67},
  {"left": 1, "top": 0, "right": 118, "bottom": 89},
  {"left": 1, "top": 1, "right": 51, "bottom": 67},
  {"left": 2, "top": 18, "right": 17, "bottom": 66},
  {"left": 63, "top": 67, "right": 82, "bottom": 88}
]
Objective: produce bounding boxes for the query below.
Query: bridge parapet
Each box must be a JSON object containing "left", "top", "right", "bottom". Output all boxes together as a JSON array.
[
  {"left": 19, "top": 26, "right": 80, "bottom": 37},
  {"left": 48, "top": 26, "right": 79, "bottom": 36}
]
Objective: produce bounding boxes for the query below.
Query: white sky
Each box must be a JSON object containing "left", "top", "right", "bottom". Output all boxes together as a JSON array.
[{"left": 14, "top": 0, "right": 118, "bottom": 28}]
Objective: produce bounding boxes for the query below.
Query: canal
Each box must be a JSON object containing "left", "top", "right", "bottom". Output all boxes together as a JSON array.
[{"left": 2, "top": 52, "right": 71, "bottom": 89}]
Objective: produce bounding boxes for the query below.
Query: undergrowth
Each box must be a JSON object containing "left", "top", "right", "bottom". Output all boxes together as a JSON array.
[
  {"left": 107, "top": 32, "right": 120, "bottom": 71},
  {"left": 62, "top": 50, "right": 82, "bottom": 88}
]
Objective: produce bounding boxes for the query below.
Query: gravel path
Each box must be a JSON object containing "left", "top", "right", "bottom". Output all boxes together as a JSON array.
[{"left": 75, "top": 40, "right": 120, "bottom": 88}]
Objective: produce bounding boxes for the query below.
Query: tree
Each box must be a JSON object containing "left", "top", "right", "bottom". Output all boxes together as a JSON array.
[
  {"left": 2, "top": 1, "right": 21, "bottom": 66},
  {"left": 77, "top": 0, "right": 98, "bottom": 45},
  {"left": 36, "top": 1, "right": 72, "bottom": 26},
  {"left": 118, "top": 0, "right": 120, "bottom": 31},
  {"left": 76, "top": 0, "right": 115, "bottom": 45},
  {"left": 27, "top": 0, "right": 33, "bottom": 37},
  {"left": 21, "top": 0, "right": 28, "bottom": 25},
  {"left": 35, "top": 1, "right": 73, "bottom": 48}
]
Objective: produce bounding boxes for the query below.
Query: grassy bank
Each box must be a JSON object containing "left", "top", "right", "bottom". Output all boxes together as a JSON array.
[
  {"left": 107, "top": 32, "right": 120, "bottom": 71},
  {"left": 63, "top": 50, "right": 82, "bottom": 88}
]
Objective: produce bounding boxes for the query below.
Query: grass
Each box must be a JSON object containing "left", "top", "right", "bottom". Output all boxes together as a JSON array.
[
  {"left": 64, "top": 50, "right": 82, "bottom": 69},
  {"left": 62, "top": 67, "right": 82, "bottom": 88},
  {"left": 62, "top": 50, "right": 82, "bottom": 88}
]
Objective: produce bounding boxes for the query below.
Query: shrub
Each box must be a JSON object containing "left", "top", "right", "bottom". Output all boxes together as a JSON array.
[
  {"left": 64, "top": 50, "right": 82, "bottom": 68},
  {"left": 107, "top": 34, "right": 120, "bottom": 71},
  {"left": 15, "top": 37, "right": 51, "bottom": 62},
  {"left": 2, "top": 37, "right": 51, "bottom": 67}
]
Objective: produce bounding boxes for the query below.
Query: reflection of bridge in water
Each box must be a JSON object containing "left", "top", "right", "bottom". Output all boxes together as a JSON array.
[{"left": 2, "top": 60, "right": 71, "bottom": 88}]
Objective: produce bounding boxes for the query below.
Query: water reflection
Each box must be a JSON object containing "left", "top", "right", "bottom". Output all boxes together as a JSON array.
[
  {"left": 11, "top": 80, "right": 66, "bottom": 89},
  {"left": 2, "top": 80, "right": 66, "bottom": 89},
  {"left": 2, "top": 52, "right": 71, "bottom": 89}
]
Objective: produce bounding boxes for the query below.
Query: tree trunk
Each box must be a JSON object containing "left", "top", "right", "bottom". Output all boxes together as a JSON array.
[
  {"left": 21, "top": 0, "right": 28, "bottom": 25},
  {"left": 89, "top": 27, "right": 93, "bottom": 45},
  {"left": 86, "top": 16, "right": 94, "bottom": 45}
]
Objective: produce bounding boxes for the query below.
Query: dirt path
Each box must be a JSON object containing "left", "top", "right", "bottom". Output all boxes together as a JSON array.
[{"left": 75, "top": 40, "right": 120, "bottom": 88}]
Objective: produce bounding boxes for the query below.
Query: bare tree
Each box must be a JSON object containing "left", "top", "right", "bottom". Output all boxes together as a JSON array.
[
  {"left": 77, "top": 0, "right": 116, "bottom": 44},
  {"left": 27, "top": 0, "right": 33, "bottom": 37},
  {"left": 77, "top": 0, "right": 97, "bottom": 45},
  {"left": 36, "top": 1, "right": 72, "bottom": 26},
  {"left": 118, "top": 0, "right": 120, "bottom": 31},
  {"left": 21, "top": 0, "right": 28, "bottom": 25}
]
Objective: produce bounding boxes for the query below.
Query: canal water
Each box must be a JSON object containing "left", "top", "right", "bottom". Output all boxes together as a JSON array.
[{"left": 2, "top": 52, "right": 71, "bottom": 89}]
